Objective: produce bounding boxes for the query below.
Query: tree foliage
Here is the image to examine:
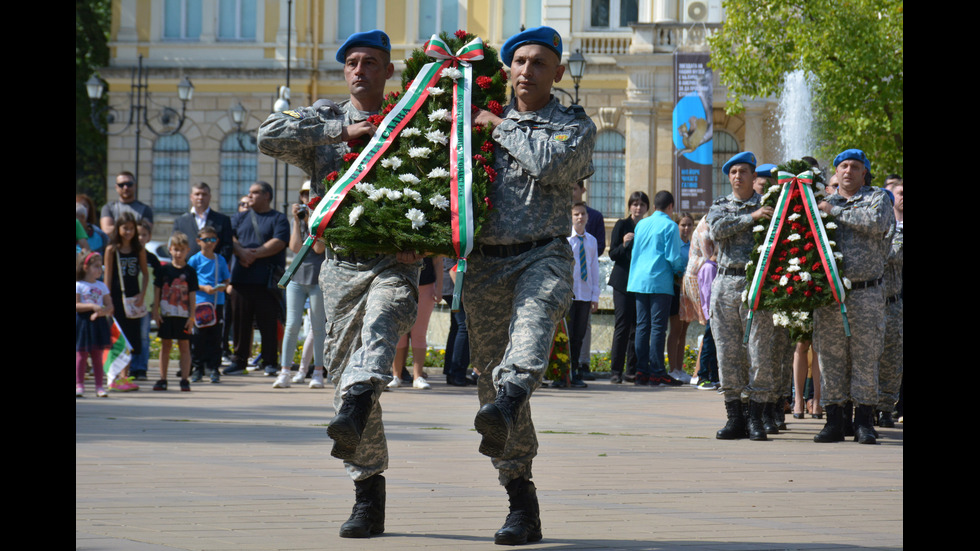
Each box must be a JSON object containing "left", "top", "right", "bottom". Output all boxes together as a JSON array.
[
  {"left": 76, "top": 0, "right": 111, "bottom": 206},
  {"left": 709, "top": 0, "right": 903, "bottom": 175}
]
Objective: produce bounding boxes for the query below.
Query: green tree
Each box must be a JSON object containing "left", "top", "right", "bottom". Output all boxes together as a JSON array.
[
  {"left": 76, "top": 0, "right": 111, "bottom": 207},
  {"left": 709, "top": 0, "right": 903, "bottom": 176}
]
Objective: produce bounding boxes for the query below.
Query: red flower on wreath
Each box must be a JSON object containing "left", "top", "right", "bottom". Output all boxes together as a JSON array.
[
  {"left": 786, "top": 286, "right": 794, "bottom": 295},
  {"left": 347, "top": 139, "right": 365, "bottom": 149},
  {"left": 804, "top": 242, "right": 814, "bottom": 251},
  {"left": 814, "top": 286, "right": 823, "bottom": 293},
  {"left": 307, "top": 196, "right": 322, "bottom": 210},
  {"left": 793, "top": 205, "right": 804, "bottom": 213},
  {"left": 343, "top": 152, "right": 359, "bottom": 162},
  {"left": 772, "top": 287, "right": 779, "bottom": 295},
  {"left": 473, "top": 154, "right": 486, "bottom": 165},
  {"left": 368, "top": 114, "right": 385, "bottom": 126},
  {"left": 484, "top": 196, "right": 493, "bottom": 210},
  {"left": 789, "top": 247, "right": 800, "bottom": 255},
  {"left": 325, "top": 171, "right": 338, "bottom": 183},
  {"left": 812, "top": 262, "right": 822, "bottom": 272},
  {"left": 484, "top": 165, "right": 498, "bottom": 182},
  {"left": 488, "top": 100, "right": 503, "bottom": 116},
  {"left": 481, "top": 141, "right": 494, "bottom": 152},
  {"left": 455, "top": 29, "right": 468, "bottom": 40},
  {"left": 804, "top": 290, "right": 813, "bottom": 297},
  {"left": 500, "top": 68, "right": 508, "bottom": 82},
  {"left": 476, "top": 76, "right": 493, "bottom": 90}
]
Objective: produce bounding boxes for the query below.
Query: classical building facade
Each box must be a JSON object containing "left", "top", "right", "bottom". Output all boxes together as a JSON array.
[{"left": 97, "top": 0, "right": 779, "bottom": 242}]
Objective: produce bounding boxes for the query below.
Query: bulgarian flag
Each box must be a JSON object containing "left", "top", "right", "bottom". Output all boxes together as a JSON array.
[{"left": 103, "top": 317, "right": 133, "bottom": 382}]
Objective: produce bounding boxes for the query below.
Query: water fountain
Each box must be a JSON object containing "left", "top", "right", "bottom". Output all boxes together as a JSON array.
[{"left": 776, "top": 69, "right": 817, "bottom": 162}]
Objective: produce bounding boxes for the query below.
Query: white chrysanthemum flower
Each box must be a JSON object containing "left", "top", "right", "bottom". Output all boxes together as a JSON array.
[
  {"left": 355, "top": 182, "right": 376, "bottom": 194},
  {"left": 787, "top": 265, "right": 801, "bottom": 272},
  {"left": 788, "top": 257, "right": 800, "bottom": 265},
  {"left": 757, "top": 244, "right": 765, "bottom": 253},
  {"left": 787, "top": 233, "right": 801, "bottom": 241},
  {"left": 381, "top": 157, "right": 403, "bottom": 170},
  {"left": 788, "top": 213, "right": 801, "bottom": 221},
  {"left": 426, "top": 86, "right": 445, "bottom": 96},
  {"left": 429, "top": 194, "right": 450, "bottom": 210},
  {"left": 825, "top": 222, "right": 837, "bottom": 230},
  {"left": 779, "top": 275, "right": 789, "bottom": 286},
  {"left": 425, "top": 128, "right": 449, "bottom": 145},
  {"left": 428, "top": 108, "right": 451, "bottom": 122},
  {"left": 768, "top": 184, "right": 781, "bottom": 194},
  {"left": 408, "top": 146, "right": 432, "bottom": 158},
  {"left": 761, "top": 193, "right": 771, "bottom": 203},
  {"left": 843, "top": 277, "right": 851, "bottom": 289},
  {"left": 406, "top": 208, "right": 427, "bottom": 230},
  {"left": 441, "top": 67, "right": 462, "bottom": 80},
  {"left": 745, "top": 260, "right": 754, "bottom": 268},
  {"left": 773, "top": 312, "right": 789, "bottom": 326},
  {"left": 820, "top": 211, "right": 828, "bottom": 218},
  {"left": 367, "top": 188, "right": 388, "bottom": 202},
  {"left": 398, "top": 173, "right": 421, "bottom": 185},
  {"left": 400, "top": 127, "right": 421, "bottom": 138},
  {"left": 800, "top": 272, "right": 811, "bottom": 282},
  {"left": 385, "top": 189, "right": 403, "bottom": 201},
  {"left": 741, "top": 289, "right": 749, "bottom": 303},
  {"left": 834, "top": 252, "right": 843, "bottom": 260},
  {"left": 828, "top": 240, "right": 836, "bottom": 247},
  {"left": 348, "top": 205, "right": 364, "bottom": 226},
  {"left": 794, "top": 311, "right": 810, "bottom": 320},
  {"left": 752, "top": 225, "right": 765, "bottom": 232},
  {"left": 402, "top": 188, "right": 422, "bottom": 202},
  {"left": 427, "top": 167, "right": 450, "bottom": 179}
]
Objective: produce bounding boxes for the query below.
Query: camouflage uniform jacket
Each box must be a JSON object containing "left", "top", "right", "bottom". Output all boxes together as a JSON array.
[
  {"left": 256, "top": 100, "right": 370, "bottom": 199},
  {"left": 705, "top": 191, "right": 763, "bottom": 270},
  {"left": 822, "top": 186, "right": 895, "bottom": 283},
  {"left": 882, "top": 221, "right": 903, "bottom": 299},
  {"left": 479, "top": 98, "right": 597, "bottom": 246}
]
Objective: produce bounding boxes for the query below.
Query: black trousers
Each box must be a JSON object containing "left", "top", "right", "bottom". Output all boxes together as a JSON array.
[
  {"left": 610, "top": 288, "right": 637, "bottom": 375},
  {"left": 230, "top": 284, "right": 280, "bottom": 367},
  {"left": 566, "top": 300, "right": 592, "bottom": 373}
]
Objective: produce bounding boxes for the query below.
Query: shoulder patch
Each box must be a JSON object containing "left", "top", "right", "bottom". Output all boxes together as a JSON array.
[{"left": 553, "top": 133, "right": 570, "bottom": 142}]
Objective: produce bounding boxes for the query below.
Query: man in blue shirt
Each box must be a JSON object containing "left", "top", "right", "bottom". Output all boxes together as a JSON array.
[{"left": 627, "top": 191, "right": 687, "bottom": 386}]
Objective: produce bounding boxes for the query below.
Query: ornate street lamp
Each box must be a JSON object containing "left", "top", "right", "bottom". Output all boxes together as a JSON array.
[{"left": 567, "top": 49, "right": 586, "bottom": 105}]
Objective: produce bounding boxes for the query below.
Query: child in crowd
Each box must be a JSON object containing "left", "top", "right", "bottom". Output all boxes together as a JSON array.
[
  {"left": 76, "top": 252, "right": 114, "bottom": 397},
  {"left": 188, "top": 226, "right": 230, "bottom": 384},
  {"left": 562, "top": 201, "right": 600, "bottom": 389},
  {"left": 130, "top": 218, "right": 160, "bottom": 381},
  {"left": 103, "top": 212, "right": 147, "bottom": 391},
  {"left": 695, "top": 251, "right": 720, "bottom": 390},
  {"left": 152, "top": 232, "right": 198, "bottom": 392}
]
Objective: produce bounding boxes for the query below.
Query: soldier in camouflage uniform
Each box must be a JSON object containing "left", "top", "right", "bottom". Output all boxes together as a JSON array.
[
  {"left": 464, "top": 27, "right": 596, "bottom": 546},
  {"left": 877, "top": 189, "right": 902, "bottom": 427},
  {"left": 706, "top": 152, "right": 785, "bottom": 441},
  {"left": 812, "top": 149, "right": 895, "bottom": 445},
  {"left": 257, "top": 30, "right": 421, "bottom": 539}
]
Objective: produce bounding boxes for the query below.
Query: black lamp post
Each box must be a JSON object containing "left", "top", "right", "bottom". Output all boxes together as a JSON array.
[
  {"left": 86, "top": 54, "right": 194, "bottom": 197},
  {"left": 567, "top": 49, "right": 586, "bottom": 105}
]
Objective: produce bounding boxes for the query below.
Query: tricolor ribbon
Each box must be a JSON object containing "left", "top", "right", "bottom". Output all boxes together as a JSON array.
[
  {"left": 278, "top": 35, "right": 484, "bottom": 289},
  {"left": 743, "top": 170, "right": 849, "bottom": 341}
]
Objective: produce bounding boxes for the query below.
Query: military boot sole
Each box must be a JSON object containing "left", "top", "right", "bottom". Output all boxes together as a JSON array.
[
  {"left": 339, "top": 521, "right": 384, "bottom": 538},
  {"left": 475, "top": 404, "right": 510, "bottom": 458},
  {"left": 494, "top": 525, "right": 542, "bottom": 545},
  {"left": 327, "top": 416, "right": 363, "bottom": 460}
]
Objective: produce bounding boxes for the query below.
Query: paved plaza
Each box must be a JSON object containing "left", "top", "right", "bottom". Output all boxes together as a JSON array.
[{"left": 76, "top": 365, "right": 903, "bottom": 551}]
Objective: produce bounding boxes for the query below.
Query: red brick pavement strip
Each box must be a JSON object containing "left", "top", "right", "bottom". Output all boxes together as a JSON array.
[{"left": 76, "top": 366, "right": 902, "bottom": 550}]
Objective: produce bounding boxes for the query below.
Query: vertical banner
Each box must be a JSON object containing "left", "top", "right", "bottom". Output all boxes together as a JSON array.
[{"left": 672, "top": 52, "right": 713, "bottom": 212}]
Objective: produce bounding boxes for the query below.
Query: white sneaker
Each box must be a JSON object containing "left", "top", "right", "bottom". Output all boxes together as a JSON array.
[
  {"left": 413, "top": 376, "right": 431, "bottom": 390},
  {"left": 669, "top": 369, "right": 692, "bottom": 384},
  {"left": 291, "top": 367, "right": 308, "bottom": 384},
  {"left": 386, "top": 377, "right": 401, "bottom": 390},
  {"left": 309, "top": 371, "right": 325, "bottom": 389},
  {"left": 689, "top": 375, "right": 700, "bottom": 387},
  {"left": 272, "top": 370, "right": 292, "bottom": 388}
]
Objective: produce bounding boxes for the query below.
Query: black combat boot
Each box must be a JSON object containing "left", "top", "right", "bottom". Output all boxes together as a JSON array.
[
  {"left": 339, "top": 474, "right": 386, "bottom": 538},
  {"left": 762, "top": 402, "right": 780, "bottom": 435},
  {"left": 716, "top": 400, "right": 747, "bottom": 440},
  {"left": 327, "top": 383, "right": 375, "bottom": 460},
  {"left": 813, "top": 404, "right": 845, "bottom": 442},
  {"left": 853, "top": 405, "right": 877, "bottom": 445},
  {"left": 494, "top": 477, "right": 542, "bottom": 545},
  {"left": 747, "top": 400, "right": 768, "bottom": 441},
  {"left": 878, "top": 410, "right": 895, "bottom": 428},
  {"left": 841, "top": 401, "right": 854, "bottom": 437},
  {"left": 475, "top": 382, "right": 527, "bottom": 458}
]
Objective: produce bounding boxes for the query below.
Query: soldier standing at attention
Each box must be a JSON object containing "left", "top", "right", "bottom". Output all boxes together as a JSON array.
[
  {"left": 706, "top": 152, "right": 786, "bottom": 442},
  {"left": 257, "top": 30, "right": 422, "bottom": 539},
  {"left": 463, "top": 27, "right": 597, "bottom": 545},
  {"left": 812, "top": 149, "right": 894, "bottom": 444}
]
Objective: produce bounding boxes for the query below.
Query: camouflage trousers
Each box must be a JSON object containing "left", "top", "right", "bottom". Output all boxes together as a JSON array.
[
  {"left": 710, "top": 274, "right": 786, "bottom": 403},
  {"left": 320, "top": 254, "right": 420, "bottom": 481},
  {"left": 775, "top": 327, "right": 795, "bottom": 399},
  {"left": 877, "top": 297, "right": 903, "bottom": 413},
  {"left": 463, "top": 238, "right": 573, "bottom": 485},
  {"left": 813, "top": 286, "right": 884, "bottom": 407}
]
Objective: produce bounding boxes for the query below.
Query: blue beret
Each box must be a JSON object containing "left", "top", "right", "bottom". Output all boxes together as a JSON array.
[
  {"left": 500, "top": 26, "right": 563, "bottom": 66},
  {"left": 756, "top": 163, "right": 776, "bottom": 178},
  {"left": 336, "top": 30, "right": 391, "bottom": 63},
  {"left": 833, "top": 148, "right": 871, "bottom": 171},
  {"left": 722, "top": 151, "right": 757, "bottom": 175}
]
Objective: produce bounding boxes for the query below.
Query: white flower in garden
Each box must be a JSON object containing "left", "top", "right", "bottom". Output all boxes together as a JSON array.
[
  {"left": 429, "top": 193, "right": 450, "bottom": 210},
  {"left": 752, "top": 225, "right": 765, "bottom": 233},
  {"left": 773, "top": 312, "right": 789, "bottom": 327},
  {"left": 408, "top": 146, "right": 432, "bottom": 158},
  {"left": 441, "top": 67, "right": 462, "bottom": 80},
  {"left": 426, "top": 128, "right": 449, "bottom": 145},
  {"left": 398, "top": 173, "right": 421, "bottom": 185},
  {"left": 843, "top": 277, "right": 851, "bottom": 289},
  {"left": 348, "top": 205, "right": 364, "bottom": 226},
  {"left": 381, "top": 157, "right": 403, "bottom": 170},
  {"left": 401, "top": 127, "right": 421, "bottom": 138},
  {"left": 779, "top": 275, "right": 789, "bottom": 286},
  {"left": 787, "top": 233, "right": 801, "bottom": 241},
  {"left": 406, "top": 208, "right": 427, "bottom": 230},
  {"left": 385, "top": 189, "right": 403, "bottom": 201},
  {"left": 402, "top": 188, "right": 422, "bottom": 202},
  {"left": 428, "top": 108, "right": 451, "bottom": 122},
  {"left": 800, "top": 271, "right": 811, "bottom": 282},
  {"left": 427, "top": 167, "right": 450, "bottom": 179},
  {"left": 426, "top": 86, "right": 445, "bottom": 96},
  {"left": 788, "top": 213, "right": 801, "bottom": 221},
  {"left": 825, "top": 222, "right": 837, "bottom": 229},
  {"left": 793, "top": 311, "right": 809, "bottom": 321}
]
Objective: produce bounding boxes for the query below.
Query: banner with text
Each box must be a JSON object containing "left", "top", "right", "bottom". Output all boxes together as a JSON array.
[{"left": 672, "top": 52, "right": 713, "bottom": 212}]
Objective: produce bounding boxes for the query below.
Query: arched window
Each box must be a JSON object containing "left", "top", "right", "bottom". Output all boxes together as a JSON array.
[
  {"left": 712, "top": 130, "right": 740, "bottom": 202},
  {"left": 219, "top": 132, "right": 258, "bottom": 212},
  {"left": 152, "top": 133, "right": 191, "bottom": 214},
  {"left": 590, "top": 130, "right": 626, "bottom": 219}
]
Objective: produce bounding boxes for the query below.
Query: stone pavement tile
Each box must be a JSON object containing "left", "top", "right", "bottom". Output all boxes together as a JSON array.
[{"left": 77, "top": 369, "right": 902, "bottom": 550}]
